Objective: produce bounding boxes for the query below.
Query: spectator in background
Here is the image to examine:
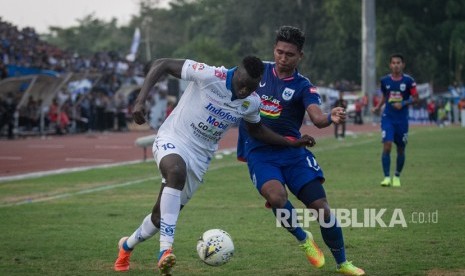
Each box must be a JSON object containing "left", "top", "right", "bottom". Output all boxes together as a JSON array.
[
  {"left": 0, "top": 60, "right": 8, "bottom": 79},
  {"left": 427, "top": 99, "right": 437, "bottom": 124},
  {"left": 0, "top": 92, "right": 16, "bottom": 139},
  {"left": 332, "top": 91, "right": 347, "bottom": 139},
  {"left": 354, "top": 99, "right": 363, "bottom": 125},
  {"left": 48, "top": 98, "right": 69, "bottom": 134},
  {"left": 115, "top": 93, "right": 128, "bottom": 131}
]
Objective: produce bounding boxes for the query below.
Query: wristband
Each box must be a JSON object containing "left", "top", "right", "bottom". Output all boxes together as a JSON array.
[
  {"left": 401, "top": 98, "right": 413, "bottom": 107},
  {"left": 327, "top": 113, "right": 333, "bottom": 124}
]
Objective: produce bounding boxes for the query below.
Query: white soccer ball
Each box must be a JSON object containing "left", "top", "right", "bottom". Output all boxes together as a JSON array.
[{"left": 196, "top": 229, "right": 234, "bottom": 266}]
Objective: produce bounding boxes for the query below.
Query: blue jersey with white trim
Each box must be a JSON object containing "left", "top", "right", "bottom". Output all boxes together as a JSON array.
[
  {"left": 380, "top": 73, "right": 417, "bottom": 121},
  {"left": 237, "top": 62, "right": 321, "bottom": 161}
]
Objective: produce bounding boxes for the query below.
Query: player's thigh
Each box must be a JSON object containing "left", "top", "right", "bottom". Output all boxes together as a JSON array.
[
  {"left": 282, "top": 150, "right": 325, "bottom": 196},
  {"left": 154, "top": 136, "right": 208, "bottom": 205},
  {"left": 393, "top": 120, "right": 409, "bottom": 147},
  {"left": 381, "top": 117, "right": 395, "bottom": 142},
  {"left": 247, "top": 155, "right": 285, "bottom": 194}
]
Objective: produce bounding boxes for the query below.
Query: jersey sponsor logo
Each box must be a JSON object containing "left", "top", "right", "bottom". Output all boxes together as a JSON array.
[
  {"left": 210, "top": 88, "right": 226, "bottom": 99},
  {"left": 282, "top": 87, "right": 295, "bottom": 101},
  {"left": 388, "top": 91, "right": 403, "bottom": 103},
  {"left": 310, "top": 87, "right": 318, "bottom": 93},
  {"left": 192, "top": 63, "right": 205, "bottom": 71},
  {"left": 214, "top": 69, "right": 227, "bottom": 80},
  {"left": 259, "top": 81, "right": 266, "bottom": 87},
  {"left": 205, "top": 103, "right": 239, "bottom": 123},
  {"left": 386, "top": 85, "right": 390, "bottom": 89},
  {"left": 400, "top": 83, "right": 406, "bottom": 91},
  {"left": 241, "top": 101, "right": 250, "bottom": 112},
  {"left": 206, "top": 115, "right": 229, "bottom": 129},
  {"left": 259, "top": 100, "right": 282, "bottom": 119}
]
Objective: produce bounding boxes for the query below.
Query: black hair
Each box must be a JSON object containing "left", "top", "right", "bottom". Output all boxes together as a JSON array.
[
  {"left": 242, "top": 56, "right": 264, "bottom": 79},
  {"left": 275, "top": 26, "right": 305, "bottom": 51},
  {"left": 390, "top": 53, "right": 404, "bottom": 63}
]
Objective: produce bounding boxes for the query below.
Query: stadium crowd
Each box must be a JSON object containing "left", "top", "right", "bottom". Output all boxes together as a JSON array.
[{"left": 0, "top": 18, "right": 154, "bottom": 139}]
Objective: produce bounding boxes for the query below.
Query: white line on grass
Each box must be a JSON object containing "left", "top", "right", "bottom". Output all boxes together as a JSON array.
[
  {"left": 0, "top": 138, "right": 380, "bottom": 207},
  {"left": 0, "top": 177, "right": 159, "bottom": 207},
  {"left": 0, "top": 156, "right": 22, "bottom": 160}
]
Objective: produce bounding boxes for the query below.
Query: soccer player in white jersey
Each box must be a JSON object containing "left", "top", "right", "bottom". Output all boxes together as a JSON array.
[{"left": 114, "top": 56, "right": 316, "bottom": 274}]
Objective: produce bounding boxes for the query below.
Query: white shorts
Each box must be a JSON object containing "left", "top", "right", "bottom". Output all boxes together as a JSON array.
[{"left": 152, "top": 135, "right": 212, "bottom": 205}]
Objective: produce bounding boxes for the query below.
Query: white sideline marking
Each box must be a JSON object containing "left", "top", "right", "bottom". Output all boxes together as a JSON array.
[
  {"left": 65, "top": 158, "right": 113, "bottom": 163},
  {"left": 0, "top": 176, "right": 159, "bottom": 207},
  {"left": 0, "top": 161, "right": 243, "bottom": 207},
  {"left": 95, "top": 145, "right": 133, "bottom": 149},
  {"left": 0, "top": 156, "right": 22, "bottom": 160},
  {"left": 0, "top": 139, "right": 379, "bottom": 207},
  {"left": 28, "top": 144, "right": 65, "bottom": 149}
]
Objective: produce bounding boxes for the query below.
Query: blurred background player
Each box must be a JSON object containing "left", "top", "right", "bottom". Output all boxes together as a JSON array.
[
  {"left": 237, "top": 26, "right": 365, "bottom": 275},
  {"left": 372, "top": 53, "right": 418, "bottom": 187},
  {"left": 114, "top": 56, "right": 315, "bottom": 274},
  {"left": 333, "top": 91, "right": 347, "bottom": 139}
]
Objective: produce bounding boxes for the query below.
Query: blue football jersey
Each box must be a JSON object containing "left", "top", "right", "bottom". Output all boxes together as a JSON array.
[
  {"left": 380, "top": 74, "right": 417, "bottom": 121},
  {"left": 237, "top": 62, "right": 321, "bottom": 161}
]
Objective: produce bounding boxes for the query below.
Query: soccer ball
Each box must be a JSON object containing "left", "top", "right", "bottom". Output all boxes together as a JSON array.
[{"left": 196, "top": 229, "right": 234, "bottom": 266}]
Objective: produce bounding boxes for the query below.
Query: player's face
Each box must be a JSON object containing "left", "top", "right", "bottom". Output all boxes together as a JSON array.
[
  {"left": 389, "top": 57, "right": 404, "bottom": 75},
  {"left": 232, "top": 67, "right": 260, "bottom": 99},
  {"left": 273, "top": 41, "right": 302, "bottom": 74}
]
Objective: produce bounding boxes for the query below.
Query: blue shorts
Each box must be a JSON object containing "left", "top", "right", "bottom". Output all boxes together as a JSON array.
[
  {"left": 246, "top": 147, "right": 325, "bottom": 196},
  {"left": 381, "top": 117, "right": 409, "bottom": 147}
]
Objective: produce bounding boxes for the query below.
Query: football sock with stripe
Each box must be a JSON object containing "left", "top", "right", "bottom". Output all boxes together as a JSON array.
[
  {"left": 125, "top": 213, "right": 160, "bottom": 250},
  {"left": 395, "top": 152, "right": 405, "bottom": 176},
  {"left": 382, "top": 152, "right": 391, "bottom": 177},
  {"left": 272, "top": 200, "right": 307, "bottom": 242},
  {"left": 159, "top": 187, "right": 181, "bottom": 251},
  {"left": 320, "top": 215, "right": 346, "bottom": 264}
]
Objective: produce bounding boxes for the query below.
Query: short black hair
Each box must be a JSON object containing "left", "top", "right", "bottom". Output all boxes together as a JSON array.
[
  {"left": 275, "top": 26, "right": 305, "bottom": 51},
  {"left": 242, "top": 56, "right": 264, "bottom": 79},
  {"left": 390, "top": 53, "right": 404, "bottom": 63}
]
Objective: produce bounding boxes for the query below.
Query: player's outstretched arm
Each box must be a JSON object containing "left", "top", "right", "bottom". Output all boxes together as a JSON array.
[
  {"left": 245, "top": 121, "right": 315, "bottom": 147},
  {"left": 132, "top": 59, "right": 185, "bottom": 124},
  {"left": 307, "top": 104, "right": 346, "bottom": 128}
]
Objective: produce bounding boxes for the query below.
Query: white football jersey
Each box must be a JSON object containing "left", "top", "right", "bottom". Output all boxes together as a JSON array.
[{"left": 157, "top": 59, "right": 261, "bottom": 154}]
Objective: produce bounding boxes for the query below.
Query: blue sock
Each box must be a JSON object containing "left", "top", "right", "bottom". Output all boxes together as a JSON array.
[
  {"left": 272, "top": 200, "right": 307, "bottom": 242},
  {"left": 122, "top": 240, "right": 133, "bottom": 251},
  {"left": 320, "top": 216, "right": 346, "bottom": 264},
  {"left": 395, "top": 152, "right": 405, "bottom": 176},
  {"left": 382, "top": 152, "right": 390, "bottom": 177}
]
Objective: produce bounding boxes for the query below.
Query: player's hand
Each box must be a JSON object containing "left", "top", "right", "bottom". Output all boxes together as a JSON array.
[
  {"left": 331, "top": 107, "right": 346, "bottom": 124},
  {"left": 132, "top": 102, "right": 147, "bottom": 125},
  {"left": 392, "top": 102, "right": 403, "bottom": 110},
  {"left": 371, "top": 106, "right": 379, "bottom": 114},
  {"left": 290, "top": 134, "right": 316, "bottom": 148}
]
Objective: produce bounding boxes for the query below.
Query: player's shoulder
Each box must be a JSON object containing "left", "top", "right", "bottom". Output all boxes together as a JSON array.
[
  {"left": 380, "top": 74, "right": 391, "bottom": 82},
  {"left": 402, "top": 74, "right": 416, "bottom": 83}
]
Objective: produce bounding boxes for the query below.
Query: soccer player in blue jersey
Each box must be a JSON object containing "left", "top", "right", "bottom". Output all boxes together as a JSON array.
[
  {"left": 372, "top": 53, "right": 418, "bottom": 187},
  {"left": 237, "top": 26, "right": 365, "bottom": 275}
]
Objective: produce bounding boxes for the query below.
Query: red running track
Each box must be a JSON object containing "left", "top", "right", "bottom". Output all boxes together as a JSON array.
[{"left": 0, "top": 123, "right": 380, "bottom": 180}]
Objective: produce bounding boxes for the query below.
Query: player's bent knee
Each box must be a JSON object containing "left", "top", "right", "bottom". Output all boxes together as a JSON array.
[
  {"left": 297, "top": 178, "right": 326, "bottom": 207},
  {"left": 266, "top": 193, "right": 288, "bottom": 208}
]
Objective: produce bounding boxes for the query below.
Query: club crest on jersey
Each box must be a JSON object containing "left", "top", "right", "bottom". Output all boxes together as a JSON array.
[
  {"left": 400, "top": 83, "right": 406, "bottom": 91},
  {"left": 241, "top": 101, "right": 250, "bottom": 112},
  {"left": 192, "top": 63, "right": 205, "bottom": 71},
  {"left": 282, "top": 88, "right": 295, "bottom": 101}
]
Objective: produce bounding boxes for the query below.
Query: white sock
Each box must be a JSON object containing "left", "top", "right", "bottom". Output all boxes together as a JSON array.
[
  {"left": 159, "top": 187, "right": 182, "bottom": 251},
  {"left": 126, "top": 214, "right": 159, "bottom": 249}
]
